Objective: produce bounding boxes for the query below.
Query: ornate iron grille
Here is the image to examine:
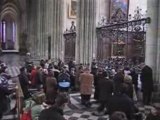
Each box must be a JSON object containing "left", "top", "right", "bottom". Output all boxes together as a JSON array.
[{"left": 96, "top": 7, "right": 150, "bottom": 62}]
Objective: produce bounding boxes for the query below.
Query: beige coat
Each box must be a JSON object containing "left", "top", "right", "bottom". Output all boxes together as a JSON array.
[{"left": 79, "top": 72, "right": 93, "bottom": 95}]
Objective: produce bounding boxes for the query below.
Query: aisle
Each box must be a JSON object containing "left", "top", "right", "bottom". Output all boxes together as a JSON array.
[{"left": 64, "top": 93, "right": 109, "bottom": 120}]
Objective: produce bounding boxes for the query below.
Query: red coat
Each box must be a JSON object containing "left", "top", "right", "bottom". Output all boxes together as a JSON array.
[{"left": 30, "top": 69, "right": 37, "bottom": 86}]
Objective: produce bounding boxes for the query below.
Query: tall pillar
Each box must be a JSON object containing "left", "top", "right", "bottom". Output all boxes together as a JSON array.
[
  {"left": 145, "top": 0, "right": 158, "bottom": 76},
  {"left": 154, "top": 0, "right": 160, "bottom": 101},
  {"left": 28, "top": 0, "right": 38, "bottom": 58},
  {"left": 37, "top": 0, "right": 47, "bottom": 59},
  {"left": 145, "top": 0, "right": 160, "bottom": 101},
  {"left": 76, "top": 0, "right": 96, "bottom": 64},
  {"left": 28, "top": 0, "right": 64, "bottom": 61},
  {"left": 46, "top": 0, "right": 64, "bottom": 61}
]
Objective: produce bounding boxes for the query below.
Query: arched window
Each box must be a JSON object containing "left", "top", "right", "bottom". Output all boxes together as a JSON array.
[
  {"left": 1, "top": 15, "right": 16, "bottom": 50},
  {"left": 1, "top": 20, "right": 6, "bottom": 49}
]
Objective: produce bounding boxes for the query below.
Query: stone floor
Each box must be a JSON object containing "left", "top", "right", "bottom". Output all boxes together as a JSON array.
[
  {"left": 2, "top": 90, "right": 152, "bottom": 120},
  {"left": 2, "top": 93, "right": 108, "bottom": 120}
]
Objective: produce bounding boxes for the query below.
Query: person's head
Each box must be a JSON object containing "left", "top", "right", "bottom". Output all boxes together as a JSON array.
[
  {"left": 0, "top": 63, "right": 7, "bottom": 72},
  {"left": 110, "top": 111, "right": 128, "bottom": 120},
  {"left": 71, "top": 67, "right": 75, "bottom": 71},
  {"left": 26, "top": 52, "right": 31, "bottom": 56},
  {"left": 36, "top": 66, "right": 41, "bottom": 70},
  {"left": 140, "top": 63, "right": 145, "bottom": 69},
  {"left": 55, "top": 93, "right": 69, "bottom": 109},
  {"left": 102, "top": 71, "right": 108, "bottom": 78},
  {"left": 63, "top": 65, "right": 68, "bottom": 72},
  {"left": 20, "top": 67, "right": 26, "bottom": 73},
  {"left": 45, "top": 59, "right": 48, "bottom": 63},
  {"left": 47, "top": 69, "right": 54, "bottom": 77},
  {"left": 71, "top": 21, "right": 75, "bottom": 25},
  {"left": 58, "top": 58, "right": 62, "bottom": 62},
  {"left": 83, "top": 67, "right": 90, "bottom": 73}
]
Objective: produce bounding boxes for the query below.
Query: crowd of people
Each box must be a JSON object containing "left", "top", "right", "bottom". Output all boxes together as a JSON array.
[{"left": 0, "top": 57, "right": 159, "bottom": 120}]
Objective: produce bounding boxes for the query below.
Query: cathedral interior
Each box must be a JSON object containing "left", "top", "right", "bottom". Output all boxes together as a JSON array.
[{"left": 0, "top": 0, "right": 160, "bottom": 120}]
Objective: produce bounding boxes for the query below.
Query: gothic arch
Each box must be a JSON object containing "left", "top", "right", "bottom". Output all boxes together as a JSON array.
[{"left": 0, "top": 2, "right": 20, "bottom": 51}]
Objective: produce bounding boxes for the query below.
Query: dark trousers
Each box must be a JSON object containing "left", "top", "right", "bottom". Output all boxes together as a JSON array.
[
  {"left": 143, "top": 90, "right": 152, "bottom": 105},
  {"left": 81, "top": 94, "right": 91, "bottom": 104}
]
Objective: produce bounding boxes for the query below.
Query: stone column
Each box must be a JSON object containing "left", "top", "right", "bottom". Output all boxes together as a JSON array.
[
  {"left": 145, "top": 0, "right": 158, "bottom": 77},
  {"left": 154, "top": 0, "right": 160, "bottom": 101},
  {"left": 46, "top": 0, "right": 64, "bottom": 61},
  {"left": 27, "top": 0, "right": 38, "bottom": 58},
  {"left": 145, "top": 0, "right": 159, "bottom": 101},
  {"left": 37, "top": 0, "right": 47, "bottom": 59},
  {"left": 76, "top": 0, "right": 96, "bottom": 64}
]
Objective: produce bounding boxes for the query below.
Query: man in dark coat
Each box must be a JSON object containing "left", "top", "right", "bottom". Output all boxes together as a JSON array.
[
  {"left": 113, "top": 71, "right": 124, "bottom": 93},
  {"left": 39, "top": 93, "right": 68, "bottom": 120},
  {"left": 107, "top": 84, "right": 138, "bottom": 120},
  {"left": 140, "top": 65, "right": 153, "bottom": 105},
  {"left": 19, "top": 67, "right": 31, "bottom": 99},
  {"left": 93, "top": 68, "right": 103, "bottom": 101},
  {"left": 93, "top": 71, "right": 113, "bottom": 116}
]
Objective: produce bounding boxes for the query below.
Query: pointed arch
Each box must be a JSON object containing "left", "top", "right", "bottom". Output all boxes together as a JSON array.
[{"left": 0, "top": 2, "right": 20, "bottom": 51}]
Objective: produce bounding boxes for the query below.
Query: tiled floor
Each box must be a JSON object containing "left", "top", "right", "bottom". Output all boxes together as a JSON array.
[
  {"left": 64, "top": 93, "right": 109, "bottom": 120},
  {"left": 2, "top": 92, "right": 109, "bottom": 120}
]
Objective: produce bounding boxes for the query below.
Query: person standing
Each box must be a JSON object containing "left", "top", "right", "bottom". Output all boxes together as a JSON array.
[
  {"left": 45, "top": 71, "right": 57, "bottom": 105},
  {"left": 19, "top": 67, "right": 31, "bottom": 99},
  {"left": 30, "top": 66, "right": 37, "bottom": 88},
  {"left": 79, "top": 67, "right": 93, "bottom": 107},
  {"left": 93, "top": 71, "right": 113, "bottom": 116},
  {"left": 140, "top": 65, "right": 153, "bottom": 105},
  {"left": 70, "top": 67, "right": 76, "bottom": 91},
  {"left": 93, "top": 68, "right": 103, "bottom": 101},
  {"left": 130, "top": 68, "right": 138, "bottom": 93}
]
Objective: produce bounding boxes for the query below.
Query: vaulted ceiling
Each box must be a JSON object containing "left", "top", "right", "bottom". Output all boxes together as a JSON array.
[{"left": 0, "top": 0, "right": 26, "bottom": 12}]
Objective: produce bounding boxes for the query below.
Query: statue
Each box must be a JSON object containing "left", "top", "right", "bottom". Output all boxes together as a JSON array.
[{"left": 70, "top": 21, "right": 76, "bottom": 32}]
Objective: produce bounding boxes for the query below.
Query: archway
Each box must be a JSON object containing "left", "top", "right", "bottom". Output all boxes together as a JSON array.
[
  {"left": 0, "top": 3, "right": 19, "bottom": 51},
  {"left": 1, "top": 14, "right": 16, "bottom": 50}
]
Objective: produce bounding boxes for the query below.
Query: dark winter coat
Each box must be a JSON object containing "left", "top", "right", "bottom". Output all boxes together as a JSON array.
[
  {"left": 108, "top": 94, "right": 136, "bottom": 119},
  {"left": 98, "top": 78, "right": 113, "bottom": 102},
  {"left": 140, "top": 65, "right": 153, "bottom": 92},
  {"left": 39, "top": 106, "right": 65, "bottom": 120}
]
